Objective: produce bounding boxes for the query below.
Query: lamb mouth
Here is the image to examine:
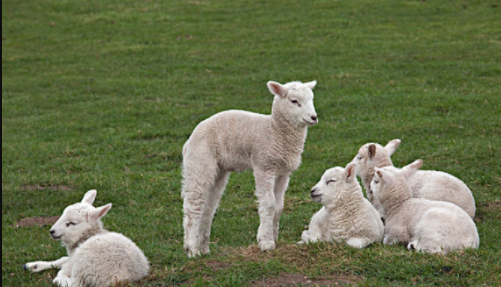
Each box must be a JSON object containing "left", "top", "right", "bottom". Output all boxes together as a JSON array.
[
  {"left": 303, "top": 119, "right": 317, "bottom": 126},
  {"left": 311, "top": 194, "right": 322, "bottom": 201},
  {"left": 51, "top": 235, "right": 62, "bottom": 240}
]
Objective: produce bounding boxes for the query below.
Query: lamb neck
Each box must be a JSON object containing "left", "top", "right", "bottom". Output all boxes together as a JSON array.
[
  {"left": 379, "top": 185, "right": 411, "bottom": 219},
  {"left": 326, "top": 186, "right": 362, "bottom": 217},
  {"left": 270, "top": 113, "right": 308, "bottom": 155},
  {"left": 66, "top": 224, "right": 107, "bottom": 255}
]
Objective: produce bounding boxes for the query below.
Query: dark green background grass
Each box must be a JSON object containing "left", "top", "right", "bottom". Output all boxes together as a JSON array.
[{"left": 3, "top": 0, "right": 500, "bottom": 286}]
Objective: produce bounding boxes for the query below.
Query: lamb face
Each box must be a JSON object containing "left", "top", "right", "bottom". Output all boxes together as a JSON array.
[
  {"left": 352, "top": 139, "right": 401, "bottom": 180},
  {"left": 372, "top": 160, "right": 423, "bottom": 210},
  {"left": 370, "top": 167, "right": 393, "bottom": 205},
  {"left": 310, "top": 163, "right": 358, "bottom": 207},
  {"left": 50, "top": 190, "right": 111, "bottom": 248},
  {"left": 268, "top": 81, "right": 318, "bottom": 128}
]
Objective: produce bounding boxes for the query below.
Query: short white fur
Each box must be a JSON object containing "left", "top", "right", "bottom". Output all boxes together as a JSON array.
[
  {"left": 300, "top": 163, "right": 384, "bottom": 248},
  {"left": 352, "top": 139, "right": 475, "bottom": 218},
  {"left": 182, "top": 80, "right": 318, "bottom": 257},
  {"left": 372, "top": 160, "right": 479, "bottom": 254}
]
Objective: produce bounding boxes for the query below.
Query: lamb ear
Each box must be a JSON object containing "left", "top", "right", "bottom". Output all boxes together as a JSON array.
[
  {"left": 384, "top": 139, "right": 401, "bottom": 156},
  {"left": 345, "top": 162, "right": 357, "bottom": 183},
  {"left": 304, "top": 80, "right": 317, "bottom": 90},
  {"left": 375, "top": 168, "right": 392, "bottom": 184},
  {"left": 81, "top": 189, "right": 97, "bottom": 205},
  {"left": 402, "top": 159, "right": 423, "bottom": 177},
  {"left": 368, "top": 144, "right": 377, "bottom": 159},
  {"left": 267, "top": 81, "right": 287, "bottom": 98},
  {"left": 87, "top": 203, "right": 112, "bottom": 221}
]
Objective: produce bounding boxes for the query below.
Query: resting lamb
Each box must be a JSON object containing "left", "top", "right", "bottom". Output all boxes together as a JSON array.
[
  {"left": 24, "top": 190, "right": 149, "bottom": 287},
  {"left": 353, "top": 139, "right": 475, "bottom": 218},
  {"left": 372, "top": 160, "right": 479, "bottom": 254},
  {"left": 300, "top": 163, "right": 384, "bottom": 248}
]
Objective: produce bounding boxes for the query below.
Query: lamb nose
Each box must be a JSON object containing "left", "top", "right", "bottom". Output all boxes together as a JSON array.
[
  {"left": 50, "top": 230, "right": 55, "bottom": 235},
  {"left": 310, "top": 187, "right": 317, "bottom": 194},
  {"left": 311, "top": 116, "right": 318, "bottom": 122}
]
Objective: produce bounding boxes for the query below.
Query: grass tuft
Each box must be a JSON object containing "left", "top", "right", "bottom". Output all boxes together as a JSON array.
[{"left": 3, "top": 0, "right": 500, "bottom": 286}]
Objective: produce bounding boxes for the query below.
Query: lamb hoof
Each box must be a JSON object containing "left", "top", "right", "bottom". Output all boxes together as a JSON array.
[
  {"left": 407, "top": 241, "right": 418, "bottom": 250},
  {"left": 259, "top": 241, "right": 276, "bottom": 251},
  {"left": 23, "top": 263, "right": 38, "bottom": 272},
  {"left": 53, "top": 278, "right": 72, "bottom": 287},
  {"left": 201, "top": 246, "right": 210, "bottom": 256},
  {"left": 186, "top": 248, "right": 201, "bottom": 258}
]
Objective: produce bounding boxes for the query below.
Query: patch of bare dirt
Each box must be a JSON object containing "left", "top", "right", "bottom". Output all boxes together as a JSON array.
[
  {"left": 251, "top": 272, "right": 361, "bottom": 287},
  {"left": 483, "top": 199, "right": 501, "bottom": 210},
  {"left": 475, "top": 199, "right": 501, "bottom": 223},
  {"left": 231, "top": 243, "right": 353, "bottom": 268},
  {"left": 15, "top": 216, "right": 60, "bottom": 228},
  {"left": 205, "top": 260, "right": 233, "bottom": 271},
  {"left": 22, "top": 184, "right": 72, "bottom": 191}
]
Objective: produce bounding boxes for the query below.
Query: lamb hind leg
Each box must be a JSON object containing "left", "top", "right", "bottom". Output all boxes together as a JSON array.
[
  {"left": 254, "top": 169, "right": 276, "bottom": 251},
  {"left": 199, "top": 171, "right": 230, "bottom": 255},
  {"left": 182, "top": 159, "right": 219, "bottom": 257}
]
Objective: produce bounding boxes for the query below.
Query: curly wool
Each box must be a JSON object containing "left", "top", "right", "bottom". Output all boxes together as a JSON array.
[{"left": 71, "top": 232, "right": 149, "bottom": 287}]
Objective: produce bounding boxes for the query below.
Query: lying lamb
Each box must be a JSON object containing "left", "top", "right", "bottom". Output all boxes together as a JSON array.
[
  {"left": 352, "top": 139, "right": 475, "bottom": 218},
  {"left": 372, "top": 160, "right": 479, "bottom": 254},
  {"left": 24, "top": 190, "right": 149, "bottom": 287},
  {"left": 299, "top": 163, "right": 384, "bottom": 248},
  {"left": 182, "top": 80, "right": 318, "bottom": 257}
]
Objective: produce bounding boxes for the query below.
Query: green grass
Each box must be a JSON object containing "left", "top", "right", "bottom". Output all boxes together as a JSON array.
[{"left": 3, "top": 0, "right": 501, "bottom": 286}]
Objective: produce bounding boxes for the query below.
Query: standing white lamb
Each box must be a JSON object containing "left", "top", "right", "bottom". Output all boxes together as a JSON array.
[
  {"left": 182, "top": 80, "right": 318, "bottom": 257},
  {"left": 24, "top": 190, "right": 149, "bottom": 287},
  {"left": 352, "top": 139, "right": 475, "bottom": 218},
  {"left": 299, "top": 163, "right": 384, "bottom": 248},
  {"left": 372, "top": 160, "right": 479, "bottom": 254}
]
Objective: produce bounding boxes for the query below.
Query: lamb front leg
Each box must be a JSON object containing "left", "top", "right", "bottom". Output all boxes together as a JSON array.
[
  {"left": 53, "top": 273, "right": 73, "bottom": 287},
  {"left": 53, "top": 258, "right": 73, "bottom": 287},
  {"left": 383, "top": 231, "right": 400, "bottom": 245},
  {"left": 273, "top": 173, "right": 290, "bottom": 242},
  {"left": 254, "top": 169, "right": 277, "bottom": 251},
  {"left": 23, "top": 256, "right": 70, "bottom": 273}
]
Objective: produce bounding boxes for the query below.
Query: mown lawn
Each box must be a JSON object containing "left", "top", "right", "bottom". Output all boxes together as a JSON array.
[{"left": 2, "top": 0, "right": 500, "bottom": 286}]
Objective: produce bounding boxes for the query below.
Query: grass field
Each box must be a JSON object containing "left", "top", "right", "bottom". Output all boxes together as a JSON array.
[{"left": 2, "top": 0, "right": 501, "bottom": 286}]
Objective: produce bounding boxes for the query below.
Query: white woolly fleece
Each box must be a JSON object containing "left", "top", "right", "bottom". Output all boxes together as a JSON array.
[
  {"left": 372, "top": 160, "right": 479, "bottom": 254},
  {"left": 352, "top": 139, "right": 475, "bottom": 218},
  {"left": 300, "top": 162, "right": 384, "bottom": 249},
  {"left": 181, "top": 80, "right": 318, "bottom": 257}
]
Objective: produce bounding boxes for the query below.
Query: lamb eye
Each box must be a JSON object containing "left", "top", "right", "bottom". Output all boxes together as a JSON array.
[
  {"left": 357, "top": 156, "right": 362, "bottom": 160},
  {"left": 373, "top": 180, "right": 379, "bottom": 184},
  {"left": 290, "top": 99, "right": 301, "bottom": 107},
  {"left": 66, "top": 222, "right": 77, "bottom": 227},
  {"left": 327, "top": 180, "right": 337, "bottom": 184}
]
